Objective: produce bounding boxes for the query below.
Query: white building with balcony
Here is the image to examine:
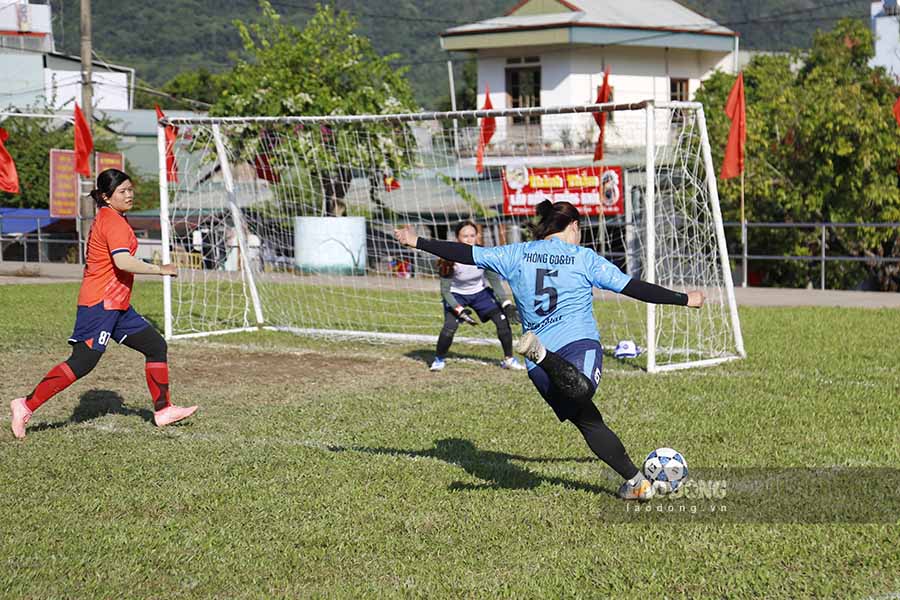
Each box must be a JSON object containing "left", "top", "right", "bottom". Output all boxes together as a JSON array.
[{"left": 440, "top": 0, "right": 738, "bottom": 166}]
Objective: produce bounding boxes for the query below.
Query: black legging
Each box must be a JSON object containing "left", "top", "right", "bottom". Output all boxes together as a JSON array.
[
  {"left": 436, "top": 309, "right": 513, "bottom": 358},
  {"left": 537, "top": 350, "right": 640, "bottom": 480},
  {"left": 65, "top": 325, "right": 168, "bottom": 378},
  {"left": 569, "top": 401, "right": 639, "bottom": 480}
]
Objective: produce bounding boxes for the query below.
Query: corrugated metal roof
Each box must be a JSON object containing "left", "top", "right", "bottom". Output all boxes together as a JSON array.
[{"left": 444, "top": 0, "right": 733, "bottom": 37}]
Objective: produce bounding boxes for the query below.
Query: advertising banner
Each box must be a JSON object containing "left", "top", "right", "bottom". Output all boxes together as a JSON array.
[
  {"left": 502, "top": 165, "right": 624, "bottom": 216},
  {"left": 49, "top": 149, "right": 78, "bottom": 218}
]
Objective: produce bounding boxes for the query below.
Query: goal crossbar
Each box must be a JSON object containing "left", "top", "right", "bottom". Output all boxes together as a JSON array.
[{"left": 161, "top": 101, "right": 657, "bottom": 126}]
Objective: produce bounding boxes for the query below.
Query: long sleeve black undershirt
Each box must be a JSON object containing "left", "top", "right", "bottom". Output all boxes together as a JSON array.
[
  {"left": 416, "top": 238, "right": 475, "bottom": 264},
  {"left": 621, "top": 279, "right": 688, "bottom": 306},
  {"left": 414, "top": 237, "right": 687, "bottom": 305}
]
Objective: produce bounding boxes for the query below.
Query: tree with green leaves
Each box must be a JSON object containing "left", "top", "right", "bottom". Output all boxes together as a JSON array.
[
  {"left": 696, "top": 18, "right": 900, "bottom": 291},
  {"left": 210, "top": 1, "right": 419, "bottom": 217},
  {"left": 134, "top": 69, "right": 225, "bottom": 111}
]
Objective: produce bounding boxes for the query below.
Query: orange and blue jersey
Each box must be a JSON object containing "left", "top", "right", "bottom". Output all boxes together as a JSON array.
[{"left": 77, "top": 206, "right": 138, "bottom": 310}]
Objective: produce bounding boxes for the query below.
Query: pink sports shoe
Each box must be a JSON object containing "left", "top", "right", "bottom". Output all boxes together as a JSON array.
[
  {"left": 153, "top": 404, "right": 198, "bottom": 427},
  {"left": 10, "top": 397, "right": 32, "bottom": 439}
]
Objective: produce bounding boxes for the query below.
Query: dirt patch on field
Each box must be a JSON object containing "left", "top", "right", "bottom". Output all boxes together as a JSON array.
[
  {"left": 172, "top": 343, "right": 438, "bottom": 395},
  {"left": 0, "top": 337, "right": 512, "bottom": 420}
]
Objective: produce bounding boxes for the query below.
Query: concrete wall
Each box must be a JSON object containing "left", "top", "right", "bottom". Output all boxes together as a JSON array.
[
  {"left": 0, "top": 52, "right": 45, "bottom": 108},
  {"left": 0, "top": 2, "right": 52, "bottom": 35},
  {"left": 476, "top": 55, "right": 510, "bottom": 140},
  {"left": 871, "top": 3, "right": 900, "bottom": 81},
  {"left": 43, "top": 69, "right": 130, "bottom": 111}
]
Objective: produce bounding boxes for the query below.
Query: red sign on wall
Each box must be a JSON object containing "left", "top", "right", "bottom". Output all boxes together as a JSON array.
[
  {"left": 95, "top": 152, "right": 124, "bottom": 176},
  {"left": 502, "top": 165, "right": 624, "bottom": 216},
  {"left": 49, "top": 149, "right": 78, "bottom": 218}
]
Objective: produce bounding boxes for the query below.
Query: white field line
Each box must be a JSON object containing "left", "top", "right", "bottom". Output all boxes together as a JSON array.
[{"left": 178, "top": 339, "right": 499, "bottom": 367}]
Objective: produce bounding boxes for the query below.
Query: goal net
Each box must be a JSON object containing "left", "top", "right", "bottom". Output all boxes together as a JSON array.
[{"left": 158, "top": 101, "right": 744, "bottom": 372}]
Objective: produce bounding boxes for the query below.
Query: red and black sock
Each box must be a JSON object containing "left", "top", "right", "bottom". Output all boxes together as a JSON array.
[
  {"left": 25, "top": 363, "right": 77, "bottom": 412},
  {"left": 145, "top": 362, "right": 171, "bottom": 412}
]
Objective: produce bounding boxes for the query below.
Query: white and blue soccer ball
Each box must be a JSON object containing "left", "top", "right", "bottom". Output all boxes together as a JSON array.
[{"left": 643, "top": 447, "right": 688, "bottom": 494}]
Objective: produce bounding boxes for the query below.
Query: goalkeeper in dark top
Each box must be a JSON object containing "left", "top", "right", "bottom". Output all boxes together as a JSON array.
[
  {"left": 430, "top": 221, "right": 525, "bottom": 372},
  {"left": 396, "top": 201, "right": 705, "bottom": 501}
]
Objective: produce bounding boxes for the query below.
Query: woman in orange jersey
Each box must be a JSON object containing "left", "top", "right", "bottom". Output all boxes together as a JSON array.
[{"left": 9, "top": 169, "right": 197, "bottom": 439}]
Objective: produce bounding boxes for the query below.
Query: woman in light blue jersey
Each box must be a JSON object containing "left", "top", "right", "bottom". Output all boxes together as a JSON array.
[{"left": 395, "top": 200, "right": 704, "bottom": 501}]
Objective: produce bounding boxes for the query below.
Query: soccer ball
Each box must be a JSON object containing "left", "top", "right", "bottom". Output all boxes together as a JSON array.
[{"left": 643, "top": 447, "right": 688, "bottom": 494}]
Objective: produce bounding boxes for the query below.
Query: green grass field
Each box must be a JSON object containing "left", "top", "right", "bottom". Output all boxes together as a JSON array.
[{"left": 1, "top": 282, "right": 898, "bottom": 599}]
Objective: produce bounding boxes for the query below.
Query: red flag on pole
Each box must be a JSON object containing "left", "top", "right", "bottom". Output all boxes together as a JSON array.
[
  {"left": 155, "top": 105, "right": 179, "bottom": 183},
  {"left": 252, "top": 130, "right": 279, "bottom": 183},
  {"left": 593, "top": 67, "right": 611, "bottom": 162},
  {"left": 0, "top": 127, "right": 20, "bottom": 194},
  {"left": 74, "top": 103, "right": 93, "bottom": 178},
  {"left": 721, "top": 72, "right": 746, "bottom": 180},
  {"left": 893, "top": 96, "right": 900, "bottom": 128},
  {"left": 475, "top": 84, "right": 496, "bottom": 175},
  {"left": 254, "top": 154, "right": 276, "bottom": 183}
]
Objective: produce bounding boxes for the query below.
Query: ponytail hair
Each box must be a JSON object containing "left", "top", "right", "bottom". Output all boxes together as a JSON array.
[
  {"left": 89, "top": 168, "right": 131, "bottom": 208},
  {"left": 528, "top": 200, "right": 580, "bottom": 240}
]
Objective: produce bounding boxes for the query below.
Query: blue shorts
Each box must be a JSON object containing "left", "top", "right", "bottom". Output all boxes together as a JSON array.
[
  {"left": 68, "top": 303, "right": 150, "bottom": 352},
  {"left": 445, "top": 288, "right": 501, "bottom": 323},
  {"left": 527, "top": 338, "right": 603, "bottom": 421}
]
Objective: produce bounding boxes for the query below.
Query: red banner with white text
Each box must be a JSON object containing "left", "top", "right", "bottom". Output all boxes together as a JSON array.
[{"left": 501, "top": 165, "right": 624, "bottom": 216}]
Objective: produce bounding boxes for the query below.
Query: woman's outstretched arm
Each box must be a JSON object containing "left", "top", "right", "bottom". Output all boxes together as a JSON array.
[
  {"left": 394, "top": 225, "right": 476, "bottom": 265},
  {"left": 621, "top": 279, "right": 704, "bottom": 308}
]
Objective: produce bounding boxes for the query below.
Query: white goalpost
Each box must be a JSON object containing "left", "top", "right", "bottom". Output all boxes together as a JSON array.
[{"left": 157, "top": 101, "right": 745, "bottom": 372}]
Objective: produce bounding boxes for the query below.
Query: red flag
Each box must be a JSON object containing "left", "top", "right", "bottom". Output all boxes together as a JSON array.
[
  {"left": 593, "top": 67, "right": 611, "bottom": 161},
  {"left": 893, "top": 97, "right": 900, "bottom": 128},
  {"left": 73, "top": 103, "right": 93, "bottom": 178},
  {"left": 721, "top": 72, "right": 746, "bottom": 180},
  {"left": 0, "top": 127, "right": 20, "bottom": 194},
  {"left": 254, "top": 155, "right": 277, "bottom": 183},
  {"left": 155, "top": 105, "right": 179, "bottom": 183},
  {"left": 253, "top": 130, "right": 279, "bottom": 183},
  {"left": 383, "top": 174, "right": 400, "bottom": 192},
  {"left": 475, "top": 84, "right": 496, "bottom": 175}
]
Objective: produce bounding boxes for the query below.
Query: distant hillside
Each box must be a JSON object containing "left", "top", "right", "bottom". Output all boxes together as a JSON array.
[{"left": 49, "top": 0, "right": 871, "bottom": 110}]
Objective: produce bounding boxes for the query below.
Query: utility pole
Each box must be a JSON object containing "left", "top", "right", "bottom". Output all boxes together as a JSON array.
[
  {"left": 78, "top": 0, "right": 94, "bottom": 257},
  {"left": 447, "top": 59, "right": 459, "bottom": 155},
  {"left": 80, "top": 0, "right": 92, "bottom": 130}
]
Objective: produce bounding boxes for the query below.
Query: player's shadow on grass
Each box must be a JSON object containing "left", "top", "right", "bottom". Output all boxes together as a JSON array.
[
  {"left": 336, "top": 438, "right": 615, "bottom": 497},
  {"left": 29, "top": 389, "right": 154, "bottom": 433},
  {"left": 404, "top": 349, "right": 502, "bottom": 367}
]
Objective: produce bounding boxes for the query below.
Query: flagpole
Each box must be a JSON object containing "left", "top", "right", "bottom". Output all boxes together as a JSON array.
[
  {"left": 80, "top": 0, "right": 95, "bottom": 225},
  {"left": 741, "top": 169, "right": 746, "bottom": 288},
  {"left": 447, "top": 60, "right": 459, "bottom": 156}
]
